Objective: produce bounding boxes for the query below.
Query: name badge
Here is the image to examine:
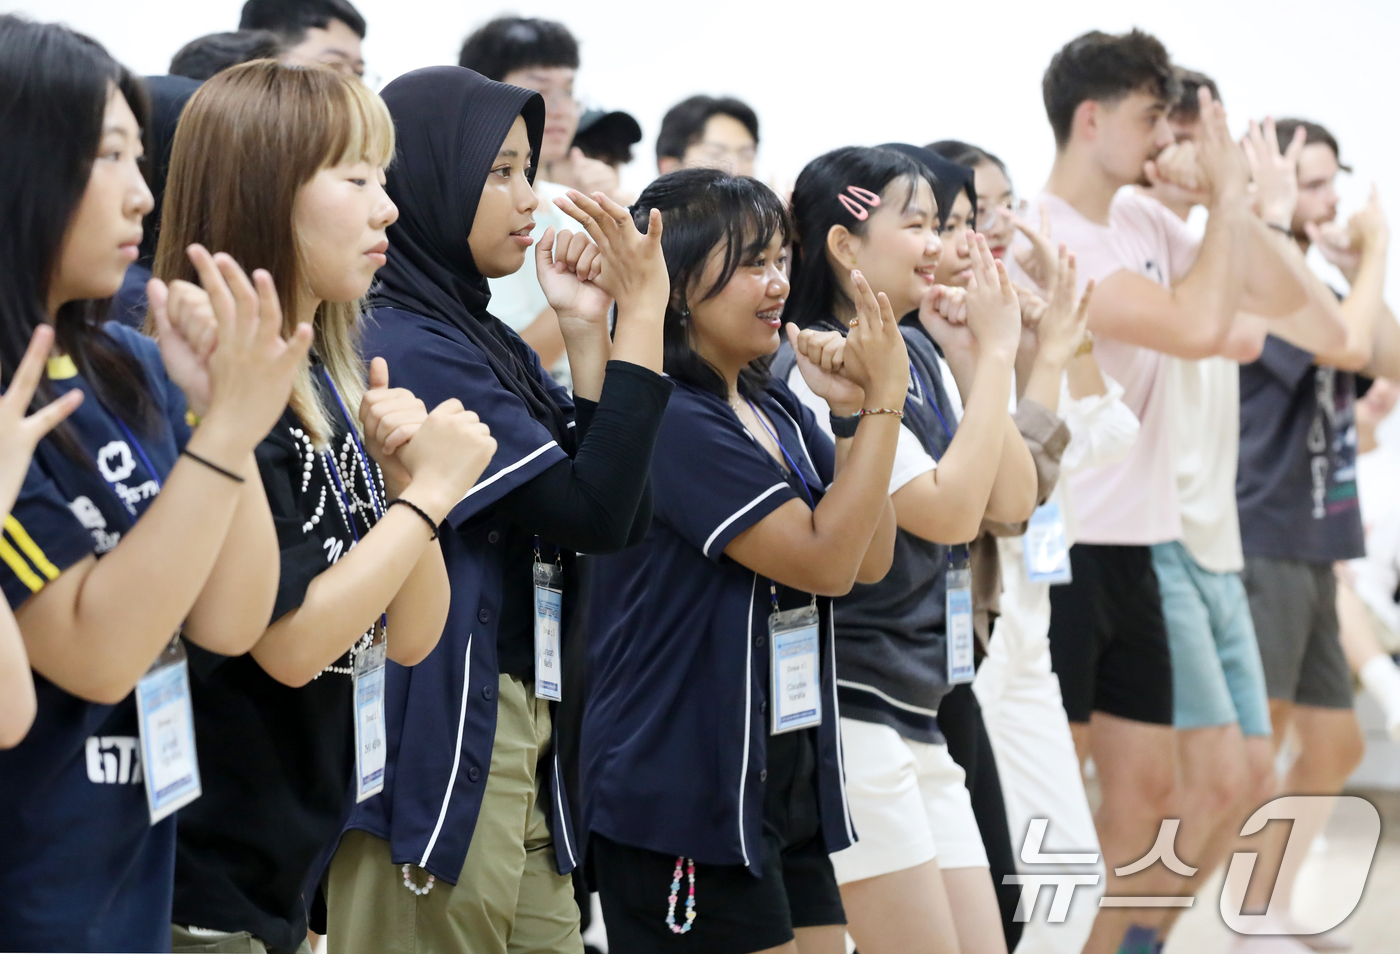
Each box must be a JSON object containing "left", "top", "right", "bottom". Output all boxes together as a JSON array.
[
  {"left": 533, "top": 561, "right": 563, "bottom": 702},
  {"left": 353, "top": 623, "right": 388, "bottom": 803},
  {"left": 1024, "top": 502, "right": 1073, "bottom": 585},
  {"left": 946, "top": 561, "right": 975, "bottom": 685},
  {"left": 769, "top": 603, "right": 822, "bottom": 734},
  {"left": 136, "top": 635, "right": 201, "bottom": 824}
]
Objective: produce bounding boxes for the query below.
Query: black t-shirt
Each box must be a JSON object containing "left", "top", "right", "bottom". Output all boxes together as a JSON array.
[
  {"left": 1238, "top": 335, "right": 1364, "bottom": 564},
  {"left": 174, "top": 370, "right": 382, "bottom": 952}
]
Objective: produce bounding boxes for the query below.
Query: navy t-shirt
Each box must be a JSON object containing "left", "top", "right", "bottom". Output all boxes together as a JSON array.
[
  {"left": 344, "top": 307, "right": 580, "bottom": 884},
  {"left": 0, "top": 323, "right": 190, "bottom": 952},
  {"left": 1238, "top": 335, "right": 1364, "bottom": 563},
  {"left": 582, "top": 379, "right": 856, "bottom": 874}
]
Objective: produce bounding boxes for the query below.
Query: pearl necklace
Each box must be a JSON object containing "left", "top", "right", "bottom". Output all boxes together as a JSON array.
[{"left": 402, "top": 863, "right": 435, "bottom": 896}]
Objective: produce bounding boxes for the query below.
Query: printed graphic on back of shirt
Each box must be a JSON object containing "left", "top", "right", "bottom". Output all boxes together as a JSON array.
[{"left": 1308, "top": 367, "right": 1359, "bottom": 520}]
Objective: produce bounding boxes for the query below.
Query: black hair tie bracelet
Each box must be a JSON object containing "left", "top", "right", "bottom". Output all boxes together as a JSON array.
[
  {"left": 389, "top": 498, "right": 440, "bottom": 540},
  {"left": 180, "top": 448, "right": 245, "bottom": 483}
]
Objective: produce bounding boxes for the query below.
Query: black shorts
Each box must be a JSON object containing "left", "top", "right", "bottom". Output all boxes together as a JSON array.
[
  {"left": 1047, "top": 543, "right": 1174, "bottom": 725},
  {"left": 593, "top": 829, "right": 844, "bottom": 954}
]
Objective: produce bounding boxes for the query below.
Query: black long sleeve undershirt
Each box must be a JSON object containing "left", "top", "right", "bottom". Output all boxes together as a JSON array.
[{"left": 495, "top": 361, "right": 673, "bottom": 676}]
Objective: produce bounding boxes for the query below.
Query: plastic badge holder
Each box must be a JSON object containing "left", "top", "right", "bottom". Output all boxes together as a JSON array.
[{"left": 136, "top": 635, "right": 202, "bottom": 824}]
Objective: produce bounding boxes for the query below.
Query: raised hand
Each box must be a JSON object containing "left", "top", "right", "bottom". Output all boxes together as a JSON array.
[
  {"left": 553, "top": 191, "right": 668, "bottom": 318},
  {"left": 1034, "top": 248, "right": 1095, "bottom": 364},
  {"left": 0, "top": 326, "right": 84, "bottom": 513},
  {"left": 1143, "top": 140, "right": 1211, "bottom": 209},
  {"left": 1016, "top": 284, "right": 1050, "bottom": 329},
  {"left": 148, "top": 276, "right": 220, "bottom": 416},
  {"left": 1309, "top": 186, "right": 1389, "bottom": 284},
  {"left": 963, "top": 231, "right": 1023, "bottom": 359},
  {"left": 358, "top": 357, "right": 427, "bottom": 498},
  {"left": 785, "top": 324, "right": 865, "bottom": 415},
  {"left": 1192, "top": 87, "right": 1250, "bottom": 207},
  {"left": 1010, "top": 203, "right": 1060, "bottom": 291},
  {"left": 186, "top": 244, "right": 314, "bottom": 453},
  {"left": 1244, "top": 118, "right": 1305, "bottom": 229},
  {"left": 534, "top": 225, "right": 611, "bottom": 331},
  {"left": 839, "top": 270, "right": 910, "bottom": 410},
  {"left": 392, "top": 397, "right": 497, "bottom": 521}
]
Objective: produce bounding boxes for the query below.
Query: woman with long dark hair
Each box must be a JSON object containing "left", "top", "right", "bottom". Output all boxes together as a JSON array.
[
  {"left": 581, "top": 168, "right": 906, "bottom": 954},
  {"left": 0, "top": 15, "right": 309, "bottom": 951}
]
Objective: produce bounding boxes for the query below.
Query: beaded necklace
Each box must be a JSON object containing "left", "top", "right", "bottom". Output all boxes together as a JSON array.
[{"left": 665, "top": 856, "right": 697, "bottom": 933}]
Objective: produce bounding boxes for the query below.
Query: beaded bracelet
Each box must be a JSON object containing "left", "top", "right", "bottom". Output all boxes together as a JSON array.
[
  {"left": 859, "top": 407, "right": 905, "bottom": 420},
  {"left": 665, "top": 856, "right": 696, "bottom": 933},
  {"left": 401, "top": 863, "right": 435, "bottom": 896}
]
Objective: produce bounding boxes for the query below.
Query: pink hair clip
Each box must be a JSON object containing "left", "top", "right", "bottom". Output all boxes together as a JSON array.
[{"left": 838, "top": 185, "right": 882, "bottom": 221}]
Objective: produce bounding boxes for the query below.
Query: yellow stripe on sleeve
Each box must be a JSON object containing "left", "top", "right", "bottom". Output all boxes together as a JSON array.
[
  {"left": 0, "top": 537, "right": 44, "bottom": 593},
  {"left": 4, "top": 515, "right": 60, "bottom": 581}
]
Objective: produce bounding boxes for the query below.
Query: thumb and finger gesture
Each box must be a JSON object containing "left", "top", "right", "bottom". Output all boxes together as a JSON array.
[
  {"left": 0, "top": 325, "right": 85, "bottom": 511},
  {"left": 554, "top": 190, "right": 666, "bottom": 311}
]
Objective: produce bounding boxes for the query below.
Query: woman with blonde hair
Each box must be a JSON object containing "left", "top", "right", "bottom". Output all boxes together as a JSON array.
[{"left": 152, "top": 60, "right": 500, "bottom": 953}]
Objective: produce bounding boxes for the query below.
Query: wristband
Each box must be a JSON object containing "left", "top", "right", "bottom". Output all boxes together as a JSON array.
[
  {"left": 389, "top": 498, "right": 440, "bottom": 540},
  {"left": 829, "top": 411, "right": 861, "bottom": 439},
  {"left": 859, "top": 407, "right": 905, "bottom": 420},
  {"left": 1266, "top": 222, "right": 1293, "bottom": 238},
  {"left": 180, "top": 448, "right": 245, "bottom": 483}
]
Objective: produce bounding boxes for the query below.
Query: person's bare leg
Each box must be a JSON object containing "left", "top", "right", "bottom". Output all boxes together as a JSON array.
[
  {"left": 1242, "top": 699, "right": 1297, "bottom": 913},
  {"left": 1213, "top": 734, "right": 1279, "bottom": 921},
  {"left": 793, "top": 925, "right": 849, "bottom": 954},
  {"left": 1080, "top": 713, "right": 1181, "bottom": 954},
  {"left": 841, "top": 858, "right": 961, "bottom": 954},
  {"left": 941, "top": 866, "right": 1009, "bottom": 954},
  {"left": 1264, "top": 705, "right": 1366, "bottom": 922},
  {"left": 1161, "top": 730, "right": 1276, "bottom": 937}
]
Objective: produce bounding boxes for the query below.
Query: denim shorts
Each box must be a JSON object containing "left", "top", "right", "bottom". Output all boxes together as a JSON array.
[{"left": 1150, "top": 541, "right": 1272, "bottom": 736}]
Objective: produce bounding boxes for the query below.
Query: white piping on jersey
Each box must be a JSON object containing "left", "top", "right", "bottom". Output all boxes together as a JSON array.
[
  {"left": 835, "top": 678, "right": 942, "bottom": 717},
  {"left": 736, "top": 572, "right": 756, "bottom": 868},
  {"left": 702, "top": 483, "right": 788, "bottom": 558},
  {"left": 829, "top": 609, "right": 855, "bottom": 841},
  {"left": 421, "top": 635, "right": 472, "bottom": 866},
  {"left": 553, "top": 748, "right": 575, "bottom": 868},
  {"left": 461, "top": 441, "right": 558, "bottom": 501}
]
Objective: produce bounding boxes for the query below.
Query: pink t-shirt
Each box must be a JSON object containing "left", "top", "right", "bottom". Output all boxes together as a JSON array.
[{"left": 1035, "top": 190, "right": 1200, "bottom": 546}]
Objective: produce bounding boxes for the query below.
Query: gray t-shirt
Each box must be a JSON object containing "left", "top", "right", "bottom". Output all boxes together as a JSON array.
[
  {"left": 1237, "top": 334, "right": 1364, "bottom": 564},
  {"left": 776, "top": 323, "right": 959, "bottom": 744}
]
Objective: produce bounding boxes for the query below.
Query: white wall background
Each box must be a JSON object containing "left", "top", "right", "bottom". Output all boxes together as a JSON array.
[{"left": 14, "top": 1, "right": 1400, "bottom": 420}]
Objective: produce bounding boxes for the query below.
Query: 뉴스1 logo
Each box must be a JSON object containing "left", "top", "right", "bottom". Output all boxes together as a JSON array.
[{"left": 1006, "top": 796, "right": 1380, "bottom": 935}]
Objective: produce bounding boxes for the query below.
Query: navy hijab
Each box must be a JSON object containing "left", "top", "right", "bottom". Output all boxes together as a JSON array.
[
  {"left": 374, "top": 66, "right": 572, "bottom": 447},
  {"left": 879, "top": 142, "right": 978, "bottom": 229}
]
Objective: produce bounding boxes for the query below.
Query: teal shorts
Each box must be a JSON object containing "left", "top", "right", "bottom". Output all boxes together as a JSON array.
[{"left": 1150, "top": 541, "right": 1272, "bottom": 737}]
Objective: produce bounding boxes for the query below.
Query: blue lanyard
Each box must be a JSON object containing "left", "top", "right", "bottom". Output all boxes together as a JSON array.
[
  {"left": 909, "top": 362, "right": 954, "bottom": 445},
  {"left": 744, "top": 398, "right": 814, "bottom": 508},
  {"left": 322, "top": 368, "right": 384, "bottom": 523},
  {"left": 113, "top": 417, "right": 163, "bottom": 491}
]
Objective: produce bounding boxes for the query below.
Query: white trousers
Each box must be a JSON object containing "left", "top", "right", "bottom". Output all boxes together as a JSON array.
[{"left": 974, "top": 536, "right": 1106, "bottom": 953}]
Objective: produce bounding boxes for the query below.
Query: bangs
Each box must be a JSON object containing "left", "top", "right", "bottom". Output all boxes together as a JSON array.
[
  {"left": 327, "top": 78, "right": 395, "bottom": 169},
  {"left": 699, "top": 178, "right": 790, "bottom": 302}
]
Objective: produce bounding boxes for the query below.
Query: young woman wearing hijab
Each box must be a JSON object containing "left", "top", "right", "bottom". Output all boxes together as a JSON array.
[
  {"left": 0, "top": 16, "right": 311, "bottom": 951},
  {"left": 325, "top": 65, "right": 673, "bottom": 954},
  {"left": 581, "top": 168, "right": 904, "bottom": 954},
  {"left": 928, "top": 139, "right": 1139, "bottom": 954},
  {"left": 145, "top": 61, "right": 499, "bottom": 954},
  {"left": 0, "top": 326, "right": 85, "bottom": 750},
  {"left": 776, "top": 145, "right": 1036, "bottom": 954}
]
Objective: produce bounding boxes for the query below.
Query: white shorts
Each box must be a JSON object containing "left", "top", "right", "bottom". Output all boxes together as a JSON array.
[{"left": 829, "top": 718, "right": 988, "bottom": 885}]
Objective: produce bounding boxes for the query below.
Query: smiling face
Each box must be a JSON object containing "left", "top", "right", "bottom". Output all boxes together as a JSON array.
[
  {"left": 688, "top": 231, "right": 790, "bottom": 377},
  {"left": 501, "top": 66, "right": 578, "bottom": 164},
  {"left": 469, "top": 116, "right": 540, "bottom": 279},
  {"left": 828, "top": 176, "right": 942, "bottom": 316},
  {"left": 1293, "top": 143, "right": 1341, "bottom": 232},
  {"left": 48, "top": 86, "right": 153, "bottom": 316},
  {"left": 294, "top": 159, "right": 398, "bottom": 303}
]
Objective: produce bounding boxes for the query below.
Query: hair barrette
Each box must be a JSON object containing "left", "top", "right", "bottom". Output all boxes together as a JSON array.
[{"left": 837, "top": 185, "right": 882, "bottom": 221}]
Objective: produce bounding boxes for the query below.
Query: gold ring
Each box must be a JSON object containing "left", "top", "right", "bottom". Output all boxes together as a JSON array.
[{"left": 849, "top": 317, "right": 859, "bottom": 328}]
